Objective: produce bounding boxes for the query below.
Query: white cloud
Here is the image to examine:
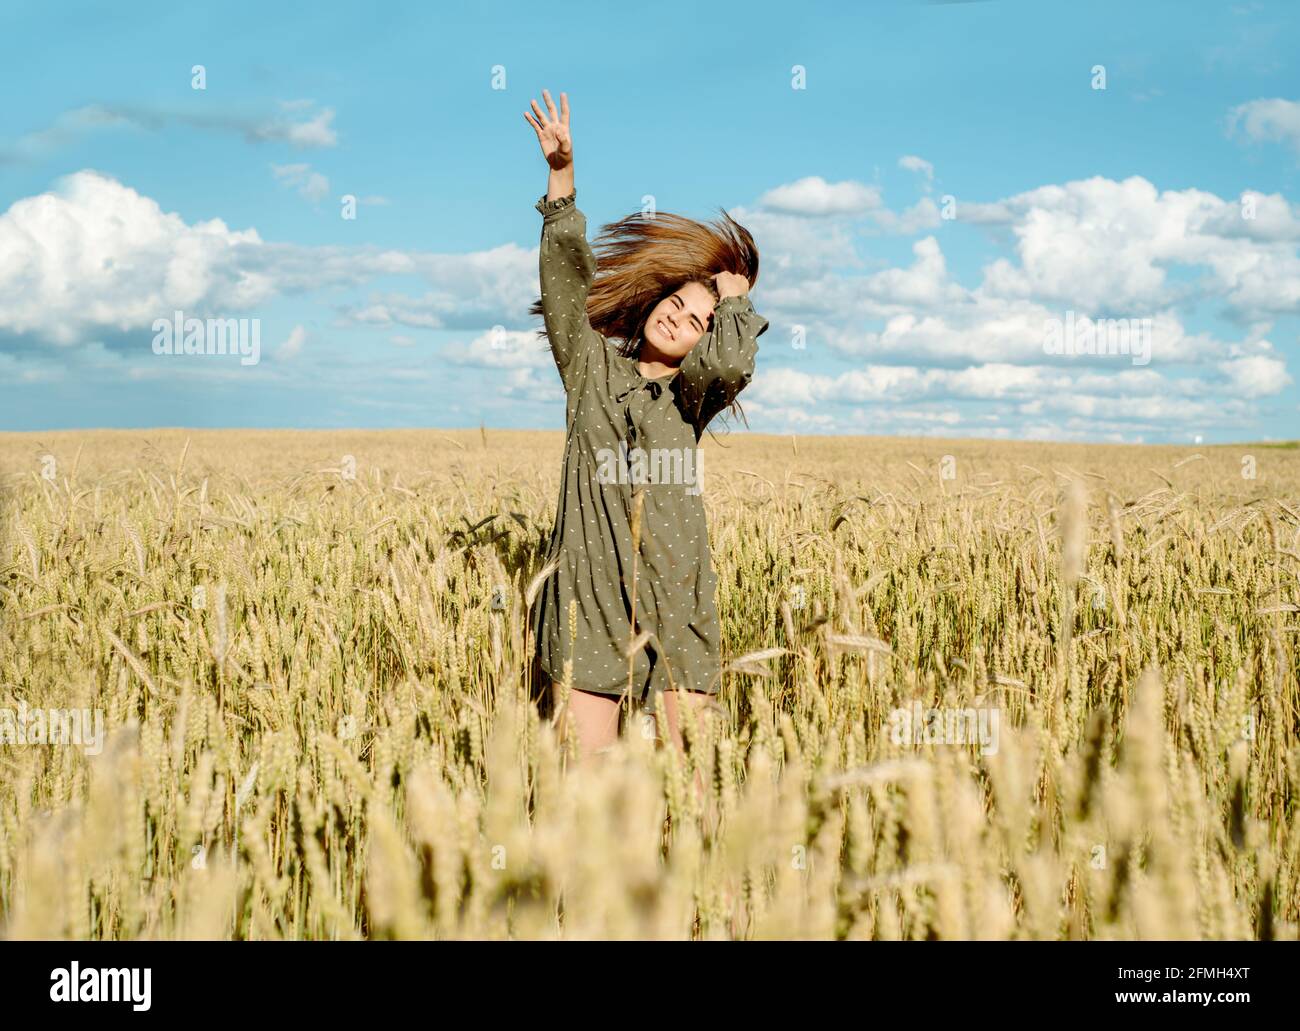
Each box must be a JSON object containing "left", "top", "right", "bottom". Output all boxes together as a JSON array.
[
  {"left": 899, "top": 155, "right": 935, "bottom": 182},
  {"left": 280, "top": 325, "right": 307, "bottom": 359},
  {"left": 279, "top": 108, "right": 337, "bottom": 148},
  {"left": 749, "top": 171, "right": 1300, "bottom": 338},
  {"left": 716, "top": 205, "right": 870, "bottom": 281},
  {"left": 1217, "top": 353, "right": 1292, "bottom": 396},
  {"left": 1228, "top": 98, "right": 1300, "bottom": 155},
  {"left": 498, "top": 366, "right": 564, "bottom": 404},
  {"left": 743, "top": 362, "right": 1271, "bottom": 439},
  {"left": 4, "top": 165, "right": 1293, "bottom": 443},
  {"left": 974, "top": 176, "right": 1200, "bottom": 311},
  {"left": 1200, "top": 190, "right": 1300, "bottom": 241},
  {"left": 0, "top": 103, "right": 340, "bottom": 162},
  {"left": 272, "top": 163, "right": 330, "bottom": 203},
  {"left": 872, "top": 197, "right": 942, "bottom": 234},
  {"left": 758, "top": 176, "right": 883, "bottom": 217},
  {"left": 0, "top": 170, "right": 266, "bottom": 344},
  {"left": 332, "top": 243, "right": 539, "bottom": 330},
  {"left": 938, "top": 174, "right": 1300, "bottom": 323},
  {"left": 0, "top": 171, "right": 533, "bottom": 345},
  {"left": 859, "top": 236, "right": 962, "bottom": 308},
  {"left": 444, "top": 328, "right": 553, "bottom": 369}
]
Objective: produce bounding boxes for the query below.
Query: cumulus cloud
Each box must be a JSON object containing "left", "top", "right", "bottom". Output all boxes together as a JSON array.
[
  {"left": 443, "top": 327, "right": 552, "bottom": 369},
  {"left": 887, "top": 175, "right": 1300, "bottom": 324},
  {"left": 752, "top": 175, "right": 941, "bottom": 235},
  {"left": 750, "top": 172, "right": 1300, "bottom": 345},
  {"left": 332, "top": 243, "right": 539, "bottom": 330},
  {"left": 0, "top": 171, "right": 533, "bottom": 346},
  {"left": 4, "top": 164, "right": 1293, "bottom": 443},
  {"left": 1227, "top": 98, "right": 1300, "bottom": 155},
  {"left": 1198, "top": 189, "right": 1300, "bottom": 242},
  {"left": 498, "top": 365, "right": 564, "bottom": 404},
  {"left": 1217, "top": 353, "right": 1292, "bottom": 396},
  {"left": 608, "top": 169, "right": 1297, "bottom": 440},
  {"left": 972, "top": 177, "right": 1208, "bottom": 312},
  {"left": 758, "top": 176, "right": 883, "bottom": 217},
  {"left": 0, "top": 170, "right": 267, "bottom": 344},
  {"left": 744, "top": 362, "right": 1275, "bottom": 435}
]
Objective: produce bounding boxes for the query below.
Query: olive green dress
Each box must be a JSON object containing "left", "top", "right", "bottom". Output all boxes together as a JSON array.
[{"left": 530, "top": 189, "right": 769, "bottom": 716}]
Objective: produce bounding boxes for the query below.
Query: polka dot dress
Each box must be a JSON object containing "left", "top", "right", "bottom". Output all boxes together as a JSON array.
[{"left": 530, "top": 189, "right": 769, "bottom": 717}]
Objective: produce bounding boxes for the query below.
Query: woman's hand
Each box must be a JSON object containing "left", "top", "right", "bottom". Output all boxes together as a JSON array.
[
  {"left": 712, "top": 271, "right": 750, "bottom": 300},
  {"left": 524, "top": 89, "right": 573, "bottom": 170}
]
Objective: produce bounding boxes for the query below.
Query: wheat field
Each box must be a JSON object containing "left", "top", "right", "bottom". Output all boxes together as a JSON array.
[{"left": 0, "top": 427, "right": 1296, "bottom": 940}]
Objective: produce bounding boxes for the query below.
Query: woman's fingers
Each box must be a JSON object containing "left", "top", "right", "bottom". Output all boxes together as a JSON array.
[
  {"left": 525, "top": 91, "right": 571, "bottom": 162},
  {"left": 528, "top": 90, "right": 570, "bottom": 129}
]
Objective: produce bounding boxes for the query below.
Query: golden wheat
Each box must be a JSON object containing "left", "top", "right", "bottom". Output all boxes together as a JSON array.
[{"left": 0, "top": 428, "right": 1296, "bottom": 940}]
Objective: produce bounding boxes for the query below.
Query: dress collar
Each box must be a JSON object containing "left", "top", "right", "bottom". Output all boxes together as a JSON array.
[{"left": 615, "top": 348, "right": 678, "bottom": 402}]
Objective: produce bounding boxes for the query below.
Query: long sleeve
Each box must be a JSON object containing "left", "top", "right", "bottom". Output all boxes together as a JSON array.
[
  {"left": 536, "top": 189, "right": 602, "bottom": 392},
  {"left": 674, "top": 293, "right": 768, "bottom": 436}
]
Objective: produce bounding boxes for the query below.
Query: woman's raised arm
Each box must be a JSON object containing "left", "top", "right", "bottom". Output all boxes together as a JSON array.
[
  {"left": 526, "top": 90, "right": 600, "bottom": 390},
  {"left": 674, "top": 274, "right": 769, "bottom": 437}
]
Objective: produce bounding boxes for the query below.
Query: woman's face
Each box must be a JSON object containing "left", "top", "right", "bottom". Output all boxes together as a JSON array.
[{"left": 643, "top": 281, "right": 716, "bottom": 360}]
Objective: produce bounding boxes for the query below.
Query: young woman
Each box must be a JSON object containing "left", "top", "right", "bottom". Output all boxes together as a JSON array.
[{"left": 523, "top": 89, "right": 769, "bottom": 766}]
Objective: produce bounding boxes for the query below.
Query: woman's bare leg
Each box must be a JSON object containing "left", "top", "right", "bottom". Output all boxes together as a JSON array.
[{"left": 553, "top": 685, "right": 621, "bottom": 767}]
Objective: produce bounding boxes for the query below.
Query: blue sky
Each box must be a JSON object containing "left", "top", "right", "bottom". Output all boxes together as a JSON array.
[{"left": 1, "top": 0, "right": 1298, "bottom": 442}]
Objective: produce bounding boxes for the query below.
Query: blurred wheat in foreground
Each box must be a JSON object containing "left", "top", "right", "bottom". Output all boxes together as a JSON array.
[{"left": 0, "top": 429, "right": 1297, "bottom": 940}]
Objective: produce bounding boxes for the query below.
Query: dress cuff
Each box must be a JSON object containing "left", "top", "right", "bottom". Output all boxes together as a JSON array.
[
  {"left": 536, "top": 190, "right": 577, "bottom": 219},
  {"left": 715, "top": 293, "right": 753, "bottom": 312}
]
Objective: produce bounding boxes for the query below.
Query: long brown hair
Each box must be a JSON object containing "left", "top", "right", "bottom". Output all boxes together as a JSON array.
[{"left": 530, "top": 204, "right": 761, "bottom": 429}]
